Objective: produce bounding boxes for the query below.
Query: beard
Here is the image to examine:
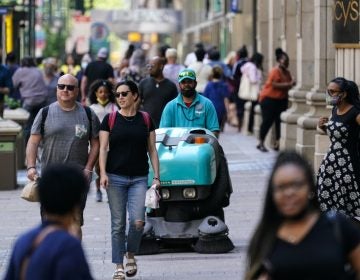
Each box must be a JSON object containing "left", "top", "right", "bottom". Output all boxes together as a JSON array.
[{"left": 181, "top": 88, "right": 196, "bottom": 98}]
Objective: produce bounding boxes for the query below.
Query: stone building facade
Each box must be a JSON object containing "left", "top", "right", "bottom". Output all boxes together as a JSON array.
[{"left": 182, "top": 0, "right": 358, "bottom": 170}]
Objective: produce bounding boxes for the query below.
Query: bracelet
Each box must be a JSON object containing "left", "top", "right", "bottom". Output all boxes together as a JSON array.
[
  {"left": 153, "top": 177, "right": 160, "bottom": 181},
  {"left": 84, "top": 169, "right": 93, "bottom": 173},
  {"left": 27, "top": 166, "right": 36, "bottom": 171}
]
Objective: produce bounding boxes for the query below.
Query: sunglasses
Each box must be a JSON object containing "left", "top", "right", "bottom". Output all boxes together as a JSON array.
[
  {"left": 57, "top": 84, "right": 76, "bottom": 91},
  {"left": 115, "top": 91, "right": 131, "bottom": 98}
]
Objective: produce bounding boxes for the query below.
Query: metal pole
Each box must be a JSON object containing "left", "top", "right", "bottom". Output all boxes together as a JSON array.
[
  {"left": 28, "top": 0, "right": 35, "bottom": 56},
  {"left": 252, "top": 0, "right": 257, "bottom": 53}
]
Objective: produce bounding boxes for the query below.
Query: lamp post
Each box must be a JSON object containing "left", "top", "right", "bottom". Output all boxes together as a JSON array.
[{"left": 28, "top": 0, "right": 35, "bottom": 56}]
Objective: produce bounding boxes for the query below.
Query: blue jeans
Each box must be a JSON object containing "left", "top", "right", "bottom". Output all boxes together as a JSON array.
[{"left": 107, "top": 173, "right": 147, "bottom": 264}]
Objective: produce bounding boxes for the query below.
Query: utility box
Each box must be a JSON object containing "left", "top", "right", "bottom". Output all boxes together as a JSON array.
[
  {"left": 4, "top": 108, "right": 30, "bottom": 170},
  {"left": 0, "top": 118, "right": 21, "bottom": 190}
]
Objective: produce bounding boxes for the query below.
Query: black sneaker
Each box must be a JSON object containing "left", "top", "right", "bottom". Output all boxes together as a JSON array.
[{"left": 96, "top": 190, "right": 103, "bottom": 202}]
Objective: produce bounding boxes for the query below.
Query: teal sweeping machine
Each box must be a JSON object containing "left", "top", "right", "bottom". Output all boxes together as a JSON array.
[{"left": 141, "top": 127, "right": 234, "bottom": 254}]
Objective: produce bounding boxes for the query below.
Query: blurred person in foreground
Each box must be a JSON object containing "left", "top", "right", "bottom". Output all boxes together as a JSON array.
[
  {"left": 4, "top": 164, "right": 93, "bottom": 280},
  {"left": 245, "top": 150, "right": 360, "bottom": 280}
]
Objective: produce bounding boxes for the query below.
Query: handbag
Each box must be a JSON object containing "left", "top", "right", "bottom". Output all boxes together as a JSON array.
[
  {"left": 21, "top": 179, "right": 39, "bottom": 202},
  {"left": 145, "top": 185, "right": 161, "bottom": 209},
  {"left": 238, "top": 74, "right": 259, "bottom": 101}
]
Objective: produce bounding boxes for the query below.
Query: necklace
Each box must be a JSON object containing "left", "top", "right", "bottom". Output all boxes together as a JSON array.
[
  {"left": 121, "top": 114, "right": 135, "bottom": 122},
  {"left": 156, "top": 83, "right": 159, "bottom": 88}
]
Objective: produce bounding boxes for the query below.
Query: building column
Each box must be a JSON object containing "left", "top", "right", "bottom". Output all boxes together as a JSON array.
[
  {"left": 297, "top": 0, "right": 334, "bottom": 166},
  {"left": 280, "top": 0, "right": 314, "bottom": 150}
]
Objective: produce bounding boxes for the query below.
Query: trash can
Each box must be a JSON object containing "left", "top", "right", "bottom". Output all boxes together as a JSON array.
[
  {"left": 0, "top": 118, "right": 21, "bottom": 190},
  {"left": 4, "top": 108, "right": 30, "bottom": 170}
]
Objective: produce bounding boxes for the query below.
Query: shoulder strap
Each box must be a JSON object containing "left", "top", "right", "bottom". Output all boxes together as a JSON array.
[
  {"left": 140, "top": 111, "right": 151, "bottom": 131},
  {"left": 20, "top": 225, "right": 61, "bottom": 280},
  {"left": 108, "top": 111, "right": 117, "bottom": 132},
  {"left": 107, "top": 111, "right": 150, "bottom": 133},
  {"left": 40, "top": 106, "right": 50, "bottom": 137},
  {"left": 83, "top": 106, "right": 92, "bottom": 140}
]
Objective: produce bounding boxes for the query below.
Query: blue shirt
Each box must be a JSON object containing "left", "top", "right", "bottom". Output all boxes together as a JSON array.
[
  {"left": 4, "top": 222, "right": 93, "bottom": 280},
  {"left": 0, "top": 64, "right": 12, "bottom": 102},
  {"left": 159, "top": 93, "right": 220, "bottom": 132}
]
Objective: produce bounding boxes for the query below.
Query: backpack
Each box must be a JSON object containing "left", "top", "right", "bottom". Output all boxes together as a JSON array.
[
  {"left": 40, "top": 105, "right": 92, "bottom": 140},
  {"left": 108, "top": 111, "right": 150, "bottom": 132}
]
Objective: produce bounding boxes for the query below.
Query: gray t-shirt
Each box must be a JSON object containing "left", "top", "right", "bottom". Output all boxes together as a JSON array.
[{"left": 31, "top": 102, "right": 100, "bottom": 170}]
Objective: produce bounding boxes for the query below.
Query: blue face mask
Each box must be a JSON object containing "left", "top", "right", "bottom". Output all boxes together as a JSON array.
[{"left": 326, "top": 94, "right": 342, "bottom": 106}]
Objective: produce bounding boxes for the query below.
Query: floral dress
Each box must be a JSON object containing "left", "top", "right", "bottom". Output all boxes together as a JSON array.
[{"left": 317, "top": 106, "right": 360, "bottom": 217}]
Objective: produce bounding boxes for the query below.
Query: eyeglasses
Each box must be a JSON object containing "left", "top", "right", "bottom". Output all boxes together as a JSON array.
[
  {"left": 327, "top": 89, "right": 343, "bottom": 96},
  {"left": 115, "top": 91, "right": 131, "bottom": 98},
  {"left": 273, "top": 180, "right": 307, "bottom": 194},
  {"left": 57, "top": 84, "right": 76, "bottom": 91}
]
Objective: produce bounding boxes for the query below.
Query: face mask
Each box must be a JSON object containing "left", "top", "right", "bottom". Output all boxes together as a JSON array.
[
  {"left": 81, "top": 62, "right": 88, "bottom": 69},
  {"left": 44, "top": 67, "right": 54, "bottom": 76},
  {"left": 326, "top": 94, "right": 342, "bottom": 106},
  {"left": 97, "top": 98, "right": 109, "bottom": 106}
]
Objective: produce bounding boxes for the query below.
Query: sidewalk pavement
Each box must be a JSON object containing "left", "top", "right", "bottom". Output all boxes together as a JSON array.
[{"left": 0, "top": 124, "right": 278, "bottom": 280}]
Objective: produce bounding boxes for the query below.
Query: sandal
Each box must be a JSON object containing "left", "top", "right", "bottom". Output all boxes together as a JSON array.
[
  {"left": 113, "top": 268, "right": 125, "bottom": 280},
  {"left": 125, "top": 258, "right": 138, "bottom": 277}
]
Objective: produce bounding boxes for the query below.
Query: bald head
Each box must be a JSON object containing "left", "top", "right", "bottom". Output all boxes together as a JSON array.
[
  {"left": 148, "top": 56, "right": 165, "bottom": 78},
  {"left": 57, "top": 74, "right": 79, "bottom": 107},
  {"left": 58, "top": 74, "right": 78, "bottom": 87}
]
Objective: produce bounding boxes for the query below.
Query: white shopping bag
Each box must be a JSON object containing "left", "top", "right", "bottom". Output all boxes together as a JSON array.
[{"left": 145, "top": 184, "right": 161, "bottom": 209}]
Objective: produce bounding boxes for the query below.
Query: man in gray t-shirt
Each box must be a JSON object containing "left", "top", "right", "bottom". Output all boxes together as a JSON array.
[{"left": 26, "top": 74, "right": 100, "bottom": 239}]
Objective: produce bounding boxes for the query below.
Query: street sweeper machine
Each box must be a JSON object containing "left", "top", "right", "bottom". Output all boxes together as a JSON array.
[{"left": 140, "top": 127, "right": 234, "bottom": 254}]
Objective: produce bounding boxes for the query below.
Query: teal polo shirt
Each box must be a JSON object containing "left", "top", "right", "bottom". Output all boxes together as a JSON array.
[{"left": 159, "top": 93, "right": 220, "bottom": 132}]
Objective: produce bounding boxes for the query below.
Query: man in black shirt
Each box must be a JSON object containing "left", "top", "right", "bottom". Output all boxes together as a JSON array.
[
  {"left": 80, "top": 47, "right": 114, "bottom": 104},
  {"left": 138, "top": 56, "right": 178, "bottom": 127}
]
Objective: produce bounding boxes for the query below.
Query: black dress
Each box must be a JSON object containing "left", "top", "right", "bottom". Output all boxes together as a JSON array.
[{"left": 317, "top": 106, "right": 360, "bottom": 217}]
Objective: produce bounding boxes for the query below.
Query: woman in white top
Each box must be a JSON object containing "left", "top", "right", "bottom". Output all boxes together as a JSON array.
[
  {"left": 89, "top": 79, "right": 117, "bottom": 202},
  {"left": 239, "top": 52, "right": 263, "bottom": 134}
]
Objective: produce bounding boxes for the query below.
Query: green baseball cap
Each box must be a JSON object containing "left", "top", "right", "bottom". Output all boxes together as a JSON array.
[{"left": 178, "top": 69, "right": 196, "bottom": 82}]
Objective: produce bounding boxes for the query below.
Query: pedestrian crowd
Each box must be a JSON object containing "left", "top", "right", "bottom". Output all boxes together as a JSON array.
[{"left": 2, "top": 42, "right": 360, "bottom": 280}]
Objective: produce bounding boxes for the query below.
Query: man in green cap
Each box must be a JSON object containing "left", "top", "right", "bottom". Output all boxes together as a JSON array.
[{"left": 159, "top": 68, "right": 220, "bottom": 137}]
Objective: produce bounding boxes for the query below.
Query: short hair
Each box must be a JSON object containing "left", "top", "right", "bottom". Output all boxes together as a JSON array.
[
  {"left": 165, "top": 48, "right": 178, "bottom": 58},
  {"left": 236, "top": 45, "right": 248, "bottom": 59},
  {"left": 195, "top": 48, "right": 206, "bottom": 61},
  {"left": 212, "top": 65, "right": 223, "bottom": 79},
  {"left": 38, "top": 164, "right": 89, "bottom": 215},
  {"left": 21, "top": 56, "right": 36, "bottom": 67}
]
